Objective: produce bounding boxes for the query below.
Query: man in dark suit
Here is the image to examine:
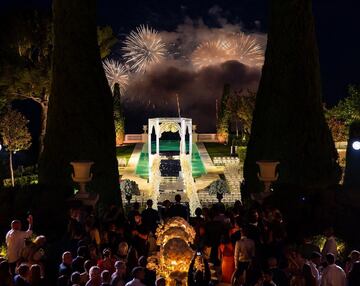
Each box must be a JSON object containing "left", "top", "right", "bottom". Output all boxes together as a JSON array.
[{"left": 169, "top": 194, "right": 188, "bottom": 220}]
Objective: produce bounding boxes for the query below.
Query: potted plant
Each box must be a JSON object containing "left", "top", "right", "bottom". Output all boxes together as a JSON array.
[
  {"left": 208, "top": 179, "right": 229, "bottom": 203},
  {"left": 120, "top": 179, "right": 140, "bottom": 204}
]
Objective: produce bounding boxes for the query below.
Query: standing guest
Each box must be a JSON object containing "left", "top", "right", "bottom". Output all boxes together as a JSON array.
[
  {"left": 0, "top": 260, "right": 14, "bottom": 286},
  {"left": 230, "top": 216, "right": 242, "bottom": 246},
  {"left": 127, "top": 203, "right": 141, "bottom": 227},
  {"left": 97, "top": 249, "right": 116, "bottom": 274},
  {"left": 308, "top": 252, "right": 321, "bottom": 286},
  {"left": 29, "top": 264, "right": 45, "bottom": 286},
  {"left": 218, "top": 234, "right": 235, "bottom": 283},
  {"left": 57, "top": 275, "right": 69, "bottom": 286},
  {"left": 320, "top": 253, "right": 346, "bottom": 286},
  {"left": 234, "top": 227, "right": 256, "bottom": 274},
  {"left": 85, "top": 220, "right": 101, "bottom": 249},
  {"left": 345, "top": 250, "right": 360, "bottom": 276},
  {"left": 59, "top": 251, "right": 73, "bottom": 277},
  {"left": 267, "top": 257, "right": 289, "bottom": 286},
  {"left": 169, "top": 195, "right": 188, "bottom": 220},
  {"left": 160, "top": 200, "right": 171, "bottom": 222},
  {"left": 6, "top": 215, "right": 33, "bottom": 274},
  {"left": 141, "top": 199, "right": 160, "bottom": 234},
  {"left": 14, "top": 264, "right": 30, "bottom": 286},
  {"left": 101, "top": 270, "right": 111, "bottom": 286},
  {"left": 131, "top": 215, "right": 149, "bottom": 258},
  {"left": 125, "top": 267, "right": 145, "bottom": 286},
  {"left": 85, "top": 266, "right": 102, "bottom": 286},
  {"left": 80, "top": 260, "right": 93, "bottom": 286},
  {"left": 321, "top": 228, "right": 338, "bottom": 261},
  {"left": 70, "top": 272, "right": 81, "bottom": 286},
  {"left": 191, "top": 208, "right": 204, "bottom": 236},
  {"left": 89, "top": 245, "right": 99, "bottom": 265},
  {"left": 72, "top": 246, "right": 88, "bottom": 273},
  {"left": 247, "top": 210, "right": 264, "bottom": 247},
  {"left": 155, "top": 277, "right": 165, "bottom": 286},
  {"left": 348, "top": 261, "right": 360, "bottom": 286},
  {"left": 261, "top": 270, "right": 276, "bottom": 286},
  {"left": 299, "top": 236, "right": 321, "bottom": 261},
  {"left": 138, "top": 256, "right": 156, "bottom": 286},
  {"left": 303, "top": 263, "right": 316, "bottom": 286},
  {"left": 111, "top": 261, "right": 126, "bottom": 286},
  {"left": 115, "top": 242, "right": 129, "bottom": 262}
]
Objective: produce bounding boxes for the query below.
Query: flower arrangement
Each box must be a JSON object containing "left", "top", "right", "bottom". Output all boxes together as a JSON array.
[
  {"left": 120, "top": 179, "right": 140, "bottom": 196},
  {"left": 208, "top": 179, "right": 229, "bottom": 195},
  {"left": 120, "top": 179, "right": 140, "bottom": 203}
]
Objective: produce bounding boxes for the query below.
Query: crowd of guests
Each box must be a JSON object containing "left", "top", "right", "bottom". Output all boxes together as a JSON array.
[{"left": 1, "top": 194, "right": 360, "bottom": 286}]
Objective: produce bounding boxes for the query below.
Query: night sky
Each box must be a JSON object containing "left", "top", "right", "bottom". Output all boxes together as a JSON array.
[{"left": 1, "top": 0, "right": 359, "bottom": 106}]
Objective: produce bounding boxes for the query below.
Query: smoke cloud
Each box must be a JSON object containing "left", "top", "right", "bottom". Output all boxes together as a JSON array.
[{"left": 122, "top": 9, "right": 266, "bottom": 132}]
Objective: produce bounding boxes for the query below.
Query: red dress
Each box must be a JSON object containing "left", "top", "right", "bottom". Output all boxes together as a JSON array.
[{"left": 219, "top": 243, "right": 235, "bottom": 283}]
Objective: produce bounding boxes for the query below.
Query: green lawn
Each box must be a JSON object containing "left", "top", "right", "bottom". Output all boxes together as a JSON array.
[
  {"left": 203, "top": 142, "right": 231, "bottom": 159},
  {"left": 116, "top": 144, "right": 136, "bottom": 162}
]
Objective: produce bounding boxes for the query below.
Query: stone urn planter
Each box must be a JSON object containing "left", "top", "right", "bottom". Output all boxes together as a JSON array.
[
  {"left": 70, "top": 161, "right": 94, "bottom": 194},
  {"left": 256, "top": 160, "right": 279, "bottom": 192}
]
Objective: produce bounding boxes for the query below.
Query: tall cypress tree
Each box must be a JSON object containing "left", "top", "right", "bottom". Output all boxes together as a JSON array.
[
  {"left": 244, "top": 0, "right": 341, "bottom": 191},
  {"left": 113, "top": 83, "right": 125, "bottom": 146},
  {"left": 217, "top": 84, "right": 231, "bottom": 144},
  {"left": 39, "top": 0, "right": 121, "bottom": 207}
]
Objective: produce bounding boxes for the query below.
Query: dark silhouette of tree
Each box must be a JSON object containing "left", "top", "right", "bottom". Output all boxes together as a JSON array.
[
  {"left": 39, "top": 0, "right": 121, "bottom": 207},
  {"left": 244, "top": 0, "right": 341, "bottom": 192}
]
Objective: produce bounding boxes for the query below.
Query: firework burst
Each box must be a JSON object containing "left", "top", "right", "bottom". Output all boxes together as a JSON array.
[
  {"left": 122, "top": 25, "right": 167, "bottom": 73},
  {"left": 103, "top": 59, "right": 129, "bottom": 95},
  {"left": 191, "top": 33, "right": 264, "bottom": 70},
  {"left": 191, "top": 40, "right": 232, "bottom": 70},
  {"left": 230, "top": 33, "right": 264, "bottom": 67}
]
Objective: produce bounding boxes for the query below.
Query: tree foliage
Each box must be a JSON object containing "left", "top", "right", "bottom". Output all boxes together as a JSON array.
[
  {"left": 325, "top": 85, "right": 360, "bottom": 141},
  {"left": 97, "top": 26, "right": 118, "bottom": 59},
  {"left": 0, "top": 108, "right": 32, "bottom": 187},
  {"left": 0, "top": 109, "right": 32, "bottom": 152}
]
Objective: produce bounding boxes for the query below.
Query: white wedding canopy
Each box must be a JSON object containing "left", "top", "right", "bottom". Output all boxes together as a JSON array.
[{"left": 148, "top": 117, "right": 192, "bottom": 161}]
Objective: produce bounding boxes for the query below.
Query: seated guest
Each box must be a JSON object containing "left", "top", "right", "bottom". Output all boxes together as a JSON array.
[
  {"left": 70, "top": 272, "right": 81, "bottom": 286},
  {"left": 59, "top": 251, "right": 72, "bottom": 277},
  {"left": 85, "top": 266, "right": 101, "bottom": 286},
  {"left": 80, "top": 260, "right": 93, "bottom": 285},
  {"left": 97, "top": 249, "right": 116, "bottom": 274},
  {"left": 14, "top": 264, "right": 30, "bottom": 286},
  {"left": 0, "top": 260, "right": 14, "bottom": 286},
  {"left": 101, "top": 270, "right": 111, "bottom": 286},
  {"left": 125, "top": 267, "right": 146, "bottom": 286},
  {"left": 111, "top": 261, "right": 126, "bottom": 286},
  {"left": 29, "top": 264, "right": 45, "bottom": 286}
]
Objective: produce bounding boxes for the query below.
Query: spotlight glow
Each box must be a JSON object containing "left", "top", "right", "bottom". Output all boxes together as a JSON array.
[{"left": 352, "top": 141, "right": 360, "bottom": 151}]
